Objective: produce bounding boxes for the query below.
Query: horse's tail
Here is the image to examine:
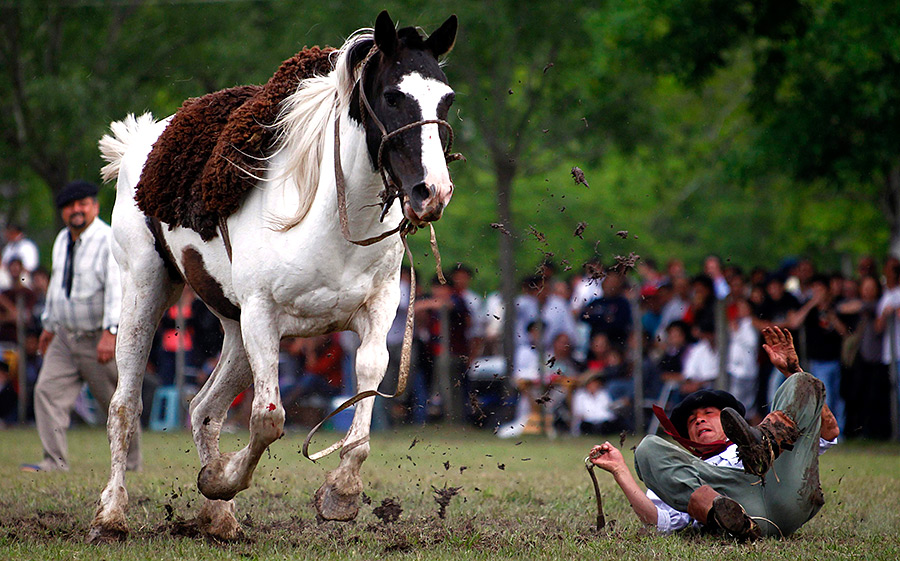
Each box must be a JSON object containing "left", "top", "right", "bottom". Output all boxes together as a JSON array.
[{"left": 99, "top": 112, "right": 156, "bottom": 183}]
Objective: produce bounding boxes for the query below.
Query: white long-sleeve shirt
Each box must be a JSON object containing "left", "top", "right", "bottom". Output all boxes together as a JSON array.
[
  {"left": 728, "top": 318, "right": 759, "bottom": 380},
  {"left": 649, "top": 438, "right": 837, "bottom": 533},
  {"left": 683, "top": 339, "right": 719, "bottom": 383},
  {"left": 41, "top": 218, "right": 121, "bottom": 333}
]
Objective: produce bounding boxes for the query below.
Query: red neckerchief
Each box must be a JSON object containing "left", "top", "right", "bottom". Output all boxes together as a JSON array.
[{"left": 652, "top": 405, "right": 732, "bottom": 460}]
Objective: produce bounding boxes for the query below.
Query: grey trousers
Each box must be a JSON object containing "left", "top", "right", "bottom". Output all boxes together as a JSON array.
[
  {"left": 635, "top": 372, "right": 826, "bottom": 537},
  {"left": 33, "top": 327, "right": 141, "bottom": 471}
]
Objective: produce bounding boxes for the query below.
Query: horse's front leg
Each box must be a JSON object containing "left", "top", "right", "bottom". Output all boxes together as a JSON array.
[
  {"left": 197, "top": 298, "right": 283, "bottom": 501},
  {"left": 315, "top": 315, "right": 390, "bottom": 521}
]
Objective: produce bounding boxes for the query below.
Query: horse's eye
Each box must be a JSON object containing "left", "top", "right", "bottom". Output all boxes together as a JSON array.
[{"left": 383, "top": 91, "right": 405, "bottom": 108}]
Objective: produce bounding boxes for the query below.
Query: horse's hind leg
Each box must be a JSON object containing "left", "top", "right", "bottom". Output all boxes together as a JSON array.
[
  {"left": 88, "top": 245, "right": 182, "bottom": 543},
  {"left": 188, "top": 318, "right": 252, "bottom": 540}
]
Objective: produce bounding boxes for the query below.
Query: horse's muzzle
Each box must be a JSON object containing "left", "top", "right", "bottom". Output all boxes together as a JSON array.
[{"left": 405, "top": 181, "right": 451, "bottom": 224}]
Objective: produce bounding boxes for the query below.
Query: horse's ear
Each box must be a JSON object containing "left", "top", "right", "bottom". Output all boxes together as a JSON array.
[
  {"left": 374, "top": 10, "right": 398, "bottom": 57},
  {"left": 425, "top": 14, "right": 457, "bottom": 57}
]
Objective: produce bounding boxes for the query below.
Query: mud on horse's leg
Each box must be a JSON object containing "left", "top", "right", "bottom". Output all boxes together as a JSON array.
[
  {"left": 89, "top": 268, "right": 180, "bottom": 543},
  {"left": 189, "top": 319, "right": 252, "bottom": 540},
  {"left": 196, "top": 301, "right": 284, "bottom": 504},
  {"left": 315, "top": 332, "right": 387, "bottom": 521}
]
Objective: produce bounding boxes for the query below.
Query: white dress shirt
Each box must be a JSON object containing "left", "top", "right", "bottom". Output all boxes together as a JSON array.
[{"left": 41, "top": 218, "right": 121, "bottom": 333}]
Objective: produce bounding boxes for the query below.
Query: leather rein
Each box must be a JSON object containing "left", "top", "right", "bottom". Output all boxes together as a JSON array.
[{"left": 302, "top": 46, "right": 463, "bottom": 461}]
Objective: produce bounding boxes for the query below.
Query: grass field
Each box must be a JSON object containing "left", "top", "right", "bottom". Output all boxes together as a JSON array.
[{"left": 1, "top": 424, "right": 899, "bottom": 560}]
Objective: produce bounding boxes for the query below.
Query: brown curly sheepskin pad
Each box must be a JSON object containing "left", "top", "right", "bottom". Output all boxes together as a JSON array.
[{"left": 135, "top": 46, "right": 336, "bottom": 240}]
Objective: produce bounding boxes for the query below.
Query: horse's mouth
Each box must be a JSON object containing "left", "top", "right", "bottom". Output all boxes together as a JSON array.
[{"left": 403, "top": 199, "right": 444, "bottom": 225}]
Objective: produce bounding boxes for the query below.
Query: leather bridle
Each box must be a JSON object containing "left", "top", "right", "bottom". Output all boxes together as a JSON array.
[
  {"left": 334, "top": 45, "right": 463, "bottom": 246},
  {"left": 303, "top": 46, "right": 461, "bottom": 461}
]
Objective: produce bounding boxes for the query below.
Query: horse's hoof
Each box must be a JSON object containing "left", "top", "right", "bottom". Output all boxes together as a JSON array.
[
  {"left": 314, "top": 482, "right": 360, "bottom": 521},
  {"left": 87, "top": 522, "right": 128, "bottom": 544},
  {"left": 197, "top": 456, "right": 249, "bottom": 501},
  {"left": 197, "top": 500, "right": 243, "bottom": 541}
]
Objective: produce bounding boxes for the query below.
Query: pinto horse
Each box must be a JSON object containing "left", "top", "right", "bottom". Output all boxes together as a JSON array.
[{"left": 88, "top": 11, "right": 458, "bottom": 542}]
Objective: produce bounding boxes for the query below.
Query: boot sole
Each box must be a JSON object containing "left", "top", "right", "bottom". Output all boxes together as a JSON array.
[
  {"left": 712, "top": 496, "right": 760, "bottom": 541},
  {"left": 720, "top": 407, "right": 771, "bottom": 477}
]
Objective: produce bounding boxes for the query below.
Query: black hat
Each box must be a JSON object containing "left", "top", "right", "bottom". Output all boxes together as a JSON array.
[
  {"left": 670, "top": 389, "right": 744, "bottom": 438},
  {"left": 56, "top": 180, "right": 99, "bottom": 209}
]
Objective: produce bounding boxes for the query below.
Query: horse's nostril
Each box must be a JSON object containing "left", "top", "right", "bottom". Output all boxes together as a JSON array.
[{"left": 411, "top": 182, "right": 432, "bottom": 204}]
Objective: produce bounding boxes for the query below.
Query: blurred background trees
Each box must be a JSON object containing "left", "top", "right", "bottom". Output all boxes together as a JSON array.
[{"left": 1, "top": 0, "right": 897, "bottom": 287}]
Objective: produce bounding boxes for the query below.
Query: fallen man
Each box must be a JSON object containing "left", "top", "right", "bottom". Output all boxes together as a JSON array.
[{"left": 589, "top": 326, "right": 840, "bottom": 539}]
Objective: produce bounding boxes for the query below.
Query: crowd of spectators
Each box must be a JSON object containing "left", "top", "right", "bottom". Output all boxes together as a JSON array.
[{"left": 2, "top": 217, "right": 897, "bottom": 441}]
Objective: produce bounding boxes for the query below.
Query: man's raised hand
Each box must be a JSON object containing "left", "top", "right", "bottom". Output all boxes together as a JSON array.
[{"left": 762, "top": 326, "right": 801, "bottom": 376}]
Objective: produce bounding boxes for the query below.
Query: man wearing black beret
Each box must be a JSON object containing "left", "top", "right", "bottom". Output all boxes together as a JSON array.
[
  {"left": 22, "top": 180, "right": 141, "bottom": 472},
  {"left": 589, "top": 326, "right": 839, "bottom": 540}
]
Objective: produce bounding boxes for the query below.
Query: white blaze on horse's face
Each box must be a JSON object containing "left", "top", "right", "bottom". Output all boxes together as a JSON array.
[{"left": 396, "top": 72, "right": 455, "bottom": 223}]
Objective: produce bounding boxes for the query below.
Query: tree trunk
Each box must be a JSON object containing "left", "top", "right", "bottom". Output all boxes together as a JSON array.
[
  {"left": 887, "top": 164, "right": 900, "bottom": 258},
  {"left": 495, "top": 159, "right": 517, "bottom": 378}
]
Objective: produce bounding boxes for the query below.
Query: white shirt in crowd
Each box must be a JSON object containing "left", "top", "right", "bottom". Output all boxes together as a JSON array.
[
  {"left": 876, "top": 286, "right": 900, "bottom": 365},
  {"left": 728, "top": 317, "right": 759, "bottom": 380},
  {"left": 1, "top": 235, "right": 40, "bottom": 272},
  {"left": 571, "top": 386, "right": 616, "bottom": 425},
  {"left": 570, "top": 277, "right": 603, "bottom": 313},
  {"left": 683, "top": 339, "right": 719, "bottom": 383},
  {"left": 512, "top": 344, "right": 541, "bottom": 383}
]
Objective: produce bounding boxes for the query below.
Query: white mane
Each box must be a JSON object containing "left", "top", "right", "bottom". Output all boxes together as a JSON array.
[{"left": 269, "top": 30, "right": 373, "bottom": 231}]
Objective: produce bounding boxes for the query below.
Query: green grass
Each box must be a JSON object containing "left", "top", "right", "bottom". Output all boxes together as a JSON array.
[{"left": 1, "top": 425, "right": 899, "bottom": 560}]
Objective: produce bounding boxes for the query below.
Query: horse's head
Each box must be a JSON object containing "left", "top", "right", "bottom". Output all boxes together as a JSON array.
[{"left": 351, "top": 11, "right": 458, "bottom": 226}]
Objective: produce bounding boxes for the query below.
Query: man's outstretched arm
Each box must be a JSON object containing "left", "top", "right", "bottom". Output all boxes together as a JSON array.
[
  {"left": 589, "top": 442, "right": 658, "bottom": 525},
  {"left": 762, "top": 326, "right": 839, "bottom": 440}
]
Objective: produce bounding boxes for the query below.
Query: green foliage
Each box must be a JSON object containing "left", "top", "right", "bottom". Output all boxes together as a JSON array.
[{"left": 0, "top": 1, "right": 895, "bottom": 277}]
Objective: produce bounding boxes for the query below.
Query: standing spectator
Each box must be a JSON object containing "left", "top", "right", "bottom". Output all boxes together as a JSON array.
[
  {"left": 541, "top": 280, "right": 579, "bottom": 351},
  {"left": 788, "top": 274, "right": 848, "bottom": 432},
  {"left": 754, "top": 273, "right": 801, "bottom": 409},
  {"left": 451, "top": 264, "right": 485, "bottom": 362},
  {"left": 703, "top": 255, "right": 730, "bottom": 300},
  {"left": 419, "top": 275, "right": 470, "bottom": 422},
  {"left": 514, "top": 275, "right": 542, "bottom": 348},
  {"left": 570, "top": 259, "right": 604, "bottom": 313},
  {"left": 683, "top": 275, "right": 717, "bottom": 334},
  {"left": 29, "top": 267, "right": 50, "bottom": 331},
  {"left": 728, "top": 299, "right": 759, "bottom": 415},
  {"left": 839, "top": 275, "right": 891, "bottom": 438},
  {"left": 856, "top": 256, "right": 877, "bottom": 280},
  {"left": 682, "top": 320, "right": 719, "bottom": 395},
  {"left": 640, "top": 285, "right": 664, "bottom": 342},
  {"left": 875, "top": 257, "right": 900, "bottom": 430},
  {"left": 657, "top": 277, "right": 690, "bottom": 342},
  {"left": 580, "top": 269, "right": 632, "bottom": 351},
  {"left": 0, "top": 258, "right": 36, "bottom": 344},
  {"left": 155, "top": 287, "right": 206, "bottom": 386},
  {"left": 22, "top": 181, "right": 140, "bottom": 472},
  {"left": 789, "top": 258, "right": 816, "bottom": 303},
  {"left": 2, "top": 224, "right": 40, "bottom": 274},
  {"left": 657, "top": 321, "right": 691, "bottom": 384}
]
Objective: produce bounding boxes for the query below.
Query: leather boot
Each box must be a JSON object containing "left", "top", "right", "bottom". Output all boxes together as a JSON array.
[
  {"left": 687, "top": 486, "right": 760, "bottom": 541},
  {"left": 707, "top": 496, "right": 762, "bottom": 541},
  {"left": 721, "top": 407, "right": 800, "bottom": 477}
]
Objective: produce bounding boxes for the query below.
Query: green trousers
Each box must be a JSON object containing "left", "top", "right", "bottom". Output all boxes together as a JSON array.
[{"left": 634, "top": 372, "right": 827, "bottom": 537}]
